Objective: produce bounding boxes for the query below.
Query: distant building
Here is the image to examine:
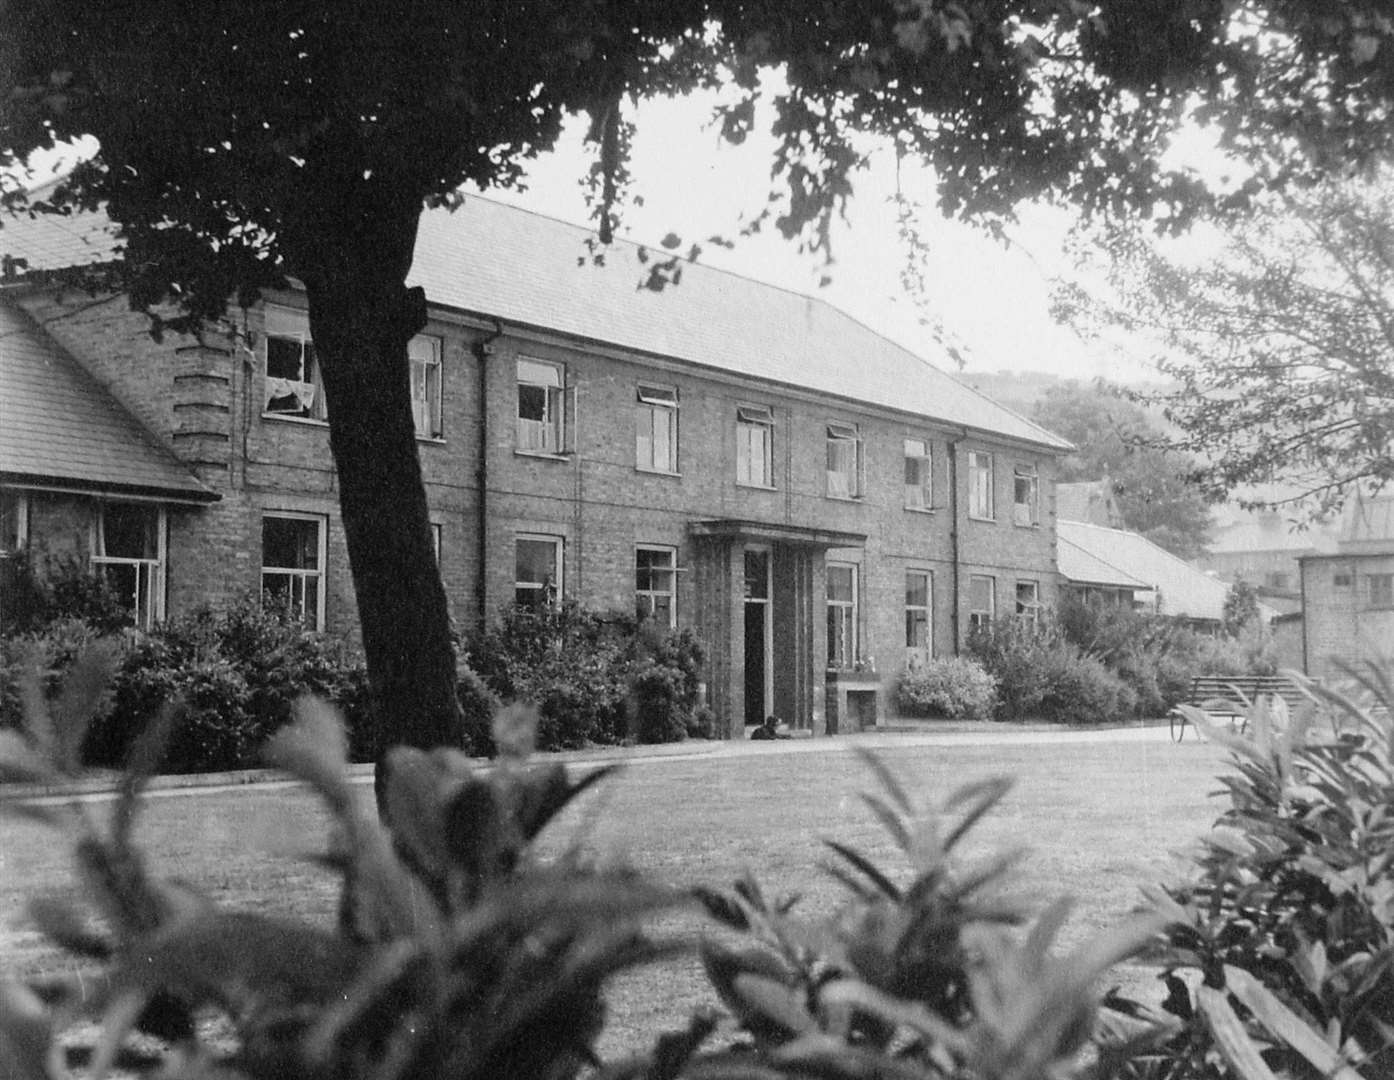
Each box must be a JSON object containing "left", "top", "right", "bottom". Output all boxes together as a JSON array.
[
  {"left": 1195, "top": 500, "right": 1337, "bottom": 616},
  {"left": 1299, "top": 492, "right": 1394, "bottom": 680},
  {"left": 1058, "top": 519, "right": 1255, "bottom": 629}
]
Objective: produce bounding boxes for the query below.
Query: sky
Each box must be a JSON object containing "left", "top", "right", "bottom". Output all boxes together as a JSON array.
[{"left": 464, "top": 93, "right": 1155, "bottom": 384}]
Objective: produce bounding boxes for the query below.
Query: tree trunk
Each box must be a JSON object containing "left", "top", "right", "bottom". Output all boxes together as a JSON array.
[{"left": 284, "top": 189, "right": 463, "bottom": 759}]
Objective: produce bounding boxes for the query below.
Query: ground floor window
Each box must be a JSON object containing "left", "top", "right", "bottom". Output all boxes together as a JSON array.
[
  {"left": 261, "top": 513, "right": 326, "bottom": 629},
  {"left": 1016, "top": 579, "right": 1041, "bottom": 631},
  {"left": 968, "top": 574, "right": 995, "bottom": 635},
  {"left": 92, "top": 502, "right": 165, "bottom": 629},
  {"left": 0, "top": 490, "right": 26, "bottom": 554},
  {"left": 516, "top": 534, "right": 563, "bottom": 611},
  {"left": 827, "top": 561, "right": 858, "bottom": 668},
  {"left": 635, "top": 545, "right": 677, "bottom": 627},
  {"left": 906, "top": 570, "right": 932, "bottom": 654}
]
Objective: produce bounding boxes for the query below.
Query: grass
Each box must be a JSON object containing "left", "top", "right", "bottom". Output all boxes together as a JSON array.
[{"left": 0, "top": 732, "right": 1231, "bottom": 1059}]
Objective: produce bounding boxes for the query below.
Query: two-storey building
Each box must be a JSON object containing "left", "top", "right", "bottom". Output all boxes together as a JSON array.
[{"left": 1, "top": 195, "right": 1069, "bottom": 736}]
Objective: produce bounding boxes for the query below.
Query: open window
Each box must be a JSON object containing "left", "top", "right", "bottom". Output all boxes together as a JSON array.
[
  {"left": 636, "top": 384, "right": 678, "bottom": 473},
  {"left": 1015, "top": 579, "right": 1041, "bottom": 631},
  {"left": 968, "top": 451, "right": 994, "bottom": 520},
  {"left": 1013, "top": 464, "right": 1039, "bottom": 526},
  {"left": 92, "top": 502, "right": 166, "bottom": 629},
  {"left": 904, "top": 438, "right": 933, "bottom": 510},
  {"left": 906, "top": 570, "right": 932, "bottom": 655},
  {"left": 516, "top": 358, "right": 576, "bottom": 455},
  {"left": 411, "top": 335, "right": 444, "bottom": 439},
  {"left": 736, "top": 404, "right": 775, "bottom": 487},
  {"left": 263, "top": 307, "right": 327, "bottom": 420},
  {"left": 826, "top": 421, "right": 864, "bottom": 499},
  {"left": 968, "top": 574, "right": 995, "bottom": 634}
]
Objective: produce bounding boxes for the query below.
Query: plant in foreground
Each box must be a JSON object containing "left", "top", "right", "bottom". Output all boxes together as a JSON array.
[{"left": 0, "top": 654, "right": 675, "bottom": 1079}]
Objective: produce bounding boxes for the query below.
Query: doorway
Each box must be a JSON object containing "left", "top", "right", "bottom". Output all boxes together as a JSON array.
[{"left": 743, "top": 547, "right": 772, "bottom": 727}]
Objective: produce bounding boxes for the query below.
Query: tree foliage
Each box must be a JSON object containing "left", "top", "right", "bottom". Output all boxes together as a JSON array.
[
  {"left": 4, "top": 3, "right": 1394, "bottom": 750},
  {"left": 1058, "top": 175, "right": 1394, "bottom": 517},
  {"left": 1031, "top": 382, "right": 1213, "bottom": 559}
]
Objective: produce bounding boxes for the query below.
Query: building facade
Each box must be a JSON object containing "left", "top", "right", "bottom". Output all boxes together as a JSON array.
[
  {"left": 1299, "top": 493, "right": 1394, "bottom": 681},
  {"left": 1, "top": 196, "right": 1068, "bottom": 736}
]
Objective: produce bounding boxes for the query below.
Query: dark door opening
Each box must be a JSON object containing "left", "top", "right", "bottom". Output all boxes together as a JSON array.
[{"left": 744, "top": 600, "right": 766, "bottom": 725}]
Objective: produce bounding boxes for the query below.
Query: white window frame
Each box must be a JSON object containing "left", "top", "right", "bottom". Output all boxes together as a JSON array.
[
  {"left": 516, "top": 357, "right": 575, "bottom": 455},
  {"left": 969, "top": 574, "right": 996, "bottom": 634},
  {"left": 736, "top": 404, "right": 775, "bottom": 488},
  {"left": 1016, "top": 579, "right": 1041, "bottom": 631},
  {"left": 636, "top": 383, "right": 679, "bottom": 473},
  {"left": 410, "top": 335, "right": 444, "bottom": 440},
  {"left": 635, "top": 544, "right": 678, "bottom": 628},
  {"left": 91, "top": 502, "right": 167, "bottom": 630},
  {"left": 262, "top": 307, "right": 327, "bottom": 422},
  {"left": 968, "top": 451, "right": 995, "bottom": 520},
  {"left": 826, "top": 421, "right": 864, "bottom": 500},
  {"left": 0, "top": 489, "right": 28, "bottom": 554},
  {"left": 904, "top": 438, "right": 933, "bottom": 510},
  {"left": 826, "top": 561, "right": 859, "bottom": 669},
  {"left": 1013, "top": 464, "right": 1039, "bottom": 527},
  {"left": 515, "top": 533, "right": 563, "bottom": 610},
  {"left": 261, "top": 512, "right": 327, "bottom": 630},
  {"left": 906, "top": 570, "right": 932, "bottom": 655}
]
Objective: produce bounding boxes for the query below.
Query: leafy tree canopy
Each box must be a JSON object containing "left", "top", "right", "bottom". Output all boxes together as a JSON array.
[
  {"left": 1058, "top": 174, "right": 1394, "bottom": 520},
  {"left": 1032, "top": 381, "right": 1213, "bottom": 559},
  {"left": 4, "top": 2, "right": 1393, "bottom": 751}
]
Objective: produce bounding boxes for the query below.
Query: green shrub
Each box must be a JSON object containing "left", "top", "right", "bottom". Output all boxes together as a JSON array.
[
  {"left": 1034, "top": 648, "right": 1136, "bottom": 726},
  {"left": 1122, "top": 670, "right": 1394, "bottom": 1078},
  {"left": 467, "top": 603, "right": 707, "bottom": 751},
  {"left": 895, "top": 655, "right": 998, "bottom": 720},
  {"left": 87, "top": 597, "right": 373, "bottom": 772},
  {"left": 0, "top": 552, "right": 133, "bottom": 635},
  {"left": 0, "top": 616, "right": 121, "bottom": 731}
]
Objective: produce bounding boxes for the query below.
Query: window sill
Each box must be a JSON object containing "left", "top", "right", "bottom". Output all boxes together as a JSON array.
[
  {"left": 968, "top": 514, "right": 996, "bottom": 523},
  {"left": 736, "top": 481, "right": 778, "bottom": 491},
  {"left": 514, "top": 448, "right": 572, "bottom": 461},
  {"left": 261, "top": 412, "right": 329, "bottom": 427},
  {"left": 417, "top": 435, "right": 446, "bottom": 445},
  {"left": 825, "top": 494, "right": 864, "bottom": 503},
  {"left": 636, "top": 466, "right": 682, "bottom": 478},
  {"left": 1013, "top": 521, "right": 1041, "bottom": 529},
  {"left": 904, "top": 505, "right": 936, "bottom": 515}
]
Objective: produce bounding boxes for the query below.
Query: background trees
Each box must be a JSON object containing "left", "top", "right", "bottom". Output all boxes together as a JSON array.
[
  {"left": 4, "top": 3, "right": 1394, "bottom": 750},
  {"left": 1058, "top": 176, "right": 1394, "bottom": 517},
  {"left": 1031, "top": 382, "right": 1213, "bottom": 558}
]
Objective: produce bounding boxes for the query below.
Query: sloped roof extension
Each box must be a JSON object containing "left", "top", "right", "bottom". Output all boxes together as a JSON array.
[{"left": 0, "top": 302, "right": 216, "bottom": 501}]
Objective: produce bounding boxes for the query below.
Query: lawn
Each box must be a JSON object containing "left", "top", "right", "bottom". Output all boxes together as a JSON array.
[{"left": 0, "top": 732, "right": 1231, "bottom": 1060}]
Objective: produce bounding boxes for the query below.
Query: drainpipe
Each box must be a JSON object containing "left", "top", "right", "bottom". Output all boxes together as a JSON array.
[
  {"left": 948, "top": 431, "right": 965, "bottom": 654},
  {"left": 472, "top": 321, "right": 505, "bottom": 635}
]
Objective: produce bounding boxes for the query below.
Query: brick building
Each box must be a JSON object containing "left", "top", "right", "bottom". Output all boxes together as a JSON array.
[
  {"left": 1, "top": 196, "right": 1068, "bottom": 736},
  {"left": 1300, "top": 492, "right": 1394, "bottom": 680}
]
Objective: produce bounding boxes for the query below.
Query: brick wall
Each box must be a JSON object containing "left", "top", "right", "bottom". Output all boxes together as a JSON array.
[{"left": 1302, "top": 553, "right": 1394, "bottom": 680}]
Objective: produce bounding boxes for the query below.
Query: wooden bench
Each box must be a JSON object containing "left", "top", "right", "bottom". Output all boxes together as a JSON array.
[{"left": 1169, "top": 674, "right": 1309, "bottom": 742}]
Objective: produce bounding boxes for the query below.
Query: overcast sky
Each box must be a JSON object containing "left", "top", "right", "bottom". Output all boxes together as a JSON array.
[{"left": 467, "top": 93, "right": 1156, "bottom": 384}]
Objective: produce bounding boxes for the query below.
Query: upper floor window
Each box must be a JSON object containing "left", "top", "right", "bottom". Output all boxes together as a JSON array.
[
  {"left": 636, "top": 384, "right": 678, "bottom": 473},
  {"left": 1016, "top": 580, "right": 1041, "bottom": 632},
  {"left": 968, "top": 574, "right": 995, "bottom": 635},
  {"left": 968, "top": 451, "right": 994, "bottom": 520},
  {"left": 0, "top": 490, "right": 27, "bottom": 554},
  {"left": 906, "top": 570, "right": 932, "bottom": 654},
  {"left": 635, "top": 545, "right": 677, "bottom": 627},
  {"left": 826, "top": 422, "right": 863, "bottom": 499},
  {"left": 93, "top": 502, "right": 165, "bottom": 630},
  {"left": 1369, "top": 573, "right": 1394, "bottom": 609},
  {"left": 516, "top": 534, "right": 563, "bottom": 611},
  {"left": 263, "top": 308, "right": 327, "bottom": 421},
  {"left": 411, "top": 335, "right": 443, "bottom": 440},
  {"left": 826, "top": 562, "right": 858, "bottom": 669},
  {"left": 516, "top": 358, "right": 575, "bottom": 455},
  {"left": 904, "top": 438, "right": 933, "bottom": 510},
  {"left": 1013, "top": 464, "right": 1039, "bottom": 526},
  {"left": 261, "top": 512, "right": 326, "bottom": 630},
  {"left": 736, "top": 405, "right": 775, "bottom": 488}
]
